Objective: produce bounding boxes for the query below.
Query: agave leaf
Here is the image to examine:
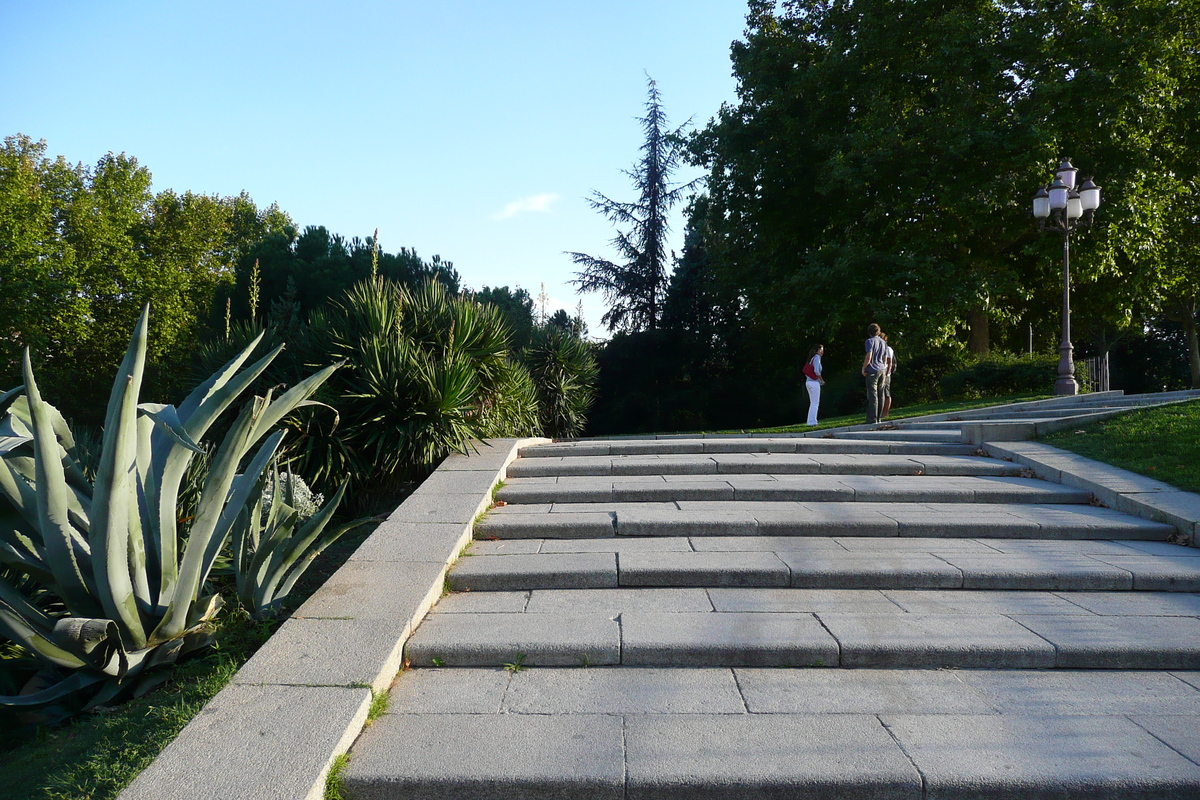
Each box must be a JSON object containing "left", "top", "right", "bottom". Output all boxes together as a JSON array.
[
  {"left": 0, "top": 670, "right": 105, "bottom": 708},
  {"left": 0, "top": 598, "right": 88, "bottom": 671},
  {"left": 175, "top": 331, "right": 270, "bottom": 424},
  {"left": 200, "top": 430, "right": 288, "bottom": 589},
  {"left": 22, "top": 350, "right": 101, "bottom": 619},
  {"left": 88, "top": 307, "right": 150, "bottom": 649},
  {"left": 271, "top": 518, "right": 364, "bottom": 607},
  {"left": 0, "top": 412, "right": 32, "bottom": 456},
  {"left": 245, "top": 506, "right": 300, "bottom": 610},
  {"left": 246, "top": 362, "right": 343, "bottom": 444},
  {"left": 0, "top": 385, "right": 23, "bottom": 410},
  {"left": 50, "top": 617, "right": 129, "bottom": 678},
  {"left": 139, "top": 404, "right": 204, "bottom": 455},
  {"left": 254, "top": 480, "right": 351, "bottom": 610},
  {"left": 151, "top": 404, "right": 277, "bottom": 644},
  {"left": 5, "top": 396, "right": 90, "bottom": 488},
  {"left": 148, "top": 340, "right": 281, "bottom": 611}
]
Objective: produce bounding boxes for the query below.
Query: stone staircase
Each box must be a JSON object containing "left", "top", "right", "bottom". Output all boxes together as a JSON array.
[
  {"left": 823, "top": 389, "right": 1200, "bottom": 445},
  {"left": 342, "top": 431, "right": 1200, "bottom": 798}
]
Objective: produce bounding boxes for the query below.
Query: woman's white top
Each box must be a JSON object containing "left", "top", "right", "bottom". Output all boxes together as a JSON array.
[{"left": 807, "top": 354, "right": 823, "bottom": 380}]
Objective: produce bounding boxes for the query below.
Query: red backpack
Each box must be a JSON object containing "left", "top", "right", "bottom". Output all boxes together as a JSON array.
[{"left": 802, "top": 358, "right": 819, "bottom": 380}]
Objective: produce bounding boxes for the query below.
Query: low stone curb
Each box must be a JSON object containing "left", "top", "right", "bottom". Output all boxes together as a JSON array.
[
  {"left": 118, "top": 436, "right": 547, "bottom": 800},
  {"left": 984, "top": 440, "right": 1200, "bottom": 545}
]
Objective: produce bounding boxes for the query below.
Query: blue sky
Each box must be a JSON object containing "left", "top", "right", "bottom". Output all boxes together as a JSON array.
[{"left": 1, "top": 0, "right": 749, "bottom": 338}]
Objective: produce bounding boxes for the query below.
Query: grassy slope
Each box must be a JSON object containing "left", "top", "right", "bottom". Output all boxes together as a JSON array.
[
  {"left": 720, "top": 394, "right": 1052, "bottom": 435},
  {"left": 0, "top": 521, "right": 378, "bottom": 800},
  {"left": 1041, "top": 399, "right": 1200, "bottom": 494}
]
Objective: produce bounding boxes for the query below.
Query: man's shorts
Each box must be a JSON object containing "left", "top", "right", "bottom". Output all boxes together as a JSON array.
[{"left": 882, "top": 373, "right": 892, "bottom": 398}]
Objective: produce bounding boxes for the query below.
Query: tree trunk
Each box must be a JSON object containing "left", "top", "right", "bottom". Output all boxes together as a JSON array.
[
  {"left": 1185, "top": 311, "right": 1200, "bottom": 390},
  {"left": 967, "top": 308, "right": 990, "bottom": 355}
]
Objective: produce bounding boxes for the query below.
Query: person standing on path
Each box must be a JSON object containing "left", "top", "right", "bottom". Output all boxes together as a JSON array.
[
  {"left": 862, "top": 323, "right": 889, "bottom": 424},
  {"left": 881, "top": 333, "right": 896, "bottom": 420},
  {"left": 803, "top": 344, "right": 825, "bottom": 426}
]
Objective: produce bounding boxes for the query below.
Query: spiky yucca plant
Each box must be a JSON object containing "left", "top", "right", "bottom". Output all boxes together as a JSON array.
[
  {"left": 296, "top": 278, "right": 539, "bottom": 493},
  {"left": 522, "top": 327, "right": 599, "bottom": 439},
  {"left": 0, "top": 307, "right": 340, "bottom": 710}
]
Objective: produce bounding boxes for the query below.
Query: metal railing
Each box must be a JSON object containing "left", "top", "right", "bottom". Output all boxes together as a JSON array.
[{"left": 1077, "top": 353, "right": 1110, "bottom": 394}]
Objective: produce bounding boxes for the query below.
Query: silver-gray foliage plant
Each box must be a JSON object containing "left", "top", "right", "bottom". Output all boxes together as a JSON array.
[{"left": 0, "top": 307, "right": 358, "bottom": 711}]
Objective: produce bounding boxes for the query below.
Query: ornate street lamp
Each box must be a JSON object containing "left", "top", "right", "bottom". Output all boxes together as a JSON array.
[{"left": 1033, "top": 158, "right": 1101, "bottom": 395}]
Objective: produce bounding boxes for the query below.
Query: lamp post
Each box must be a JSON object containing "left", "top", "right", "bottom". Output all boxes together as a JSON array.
[{"left": 1033, "top": 158, "right": 1101, "bottom": 396}]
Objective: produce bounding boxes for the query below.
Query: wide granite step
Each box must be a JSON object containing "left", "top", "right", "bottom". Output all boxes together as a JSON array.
[
  {"left": 446, "top": 540, "right": 1200, "bottom": 592},
  {"left": 343, "top": 667, "right": 1200, "bottom": 800},
  {"left": 494, "top": 475, "right": 1093, "bottom": 505},
  {"left": 403, "top": 600, "right": 1200, "bottom": 669},
  {"left": 520, "top": 438, "right": 980, "bottom": 457},
  {"left": 506, "top": 452, "right": 1024, "bottom": 478},
  {"left": 825, "top": 428, "right": 966, "bottom": 442},
  {"left": 476, "top": 501, "right": 1176, "bottom": 540}
]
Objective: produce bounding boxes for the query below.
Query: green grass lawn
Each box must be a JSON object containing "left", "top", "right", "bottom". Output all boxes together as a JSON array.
[
  {"left": 724, "top": 393, "right": 1053, "bottom": 435},
  {"left": 1041, "top": 399, "right": 1200, "bottom": 494},
  {"left": 0, "top": 520, "right": 379, "bottom": 800}
]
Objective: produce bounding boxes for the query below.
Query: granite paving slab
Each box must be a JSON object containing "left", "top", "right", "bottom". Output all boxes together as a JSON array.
[
  {"left": 817, "top": 613, "right": 1057, "bottom": 668},
  {"left": 404, "top": 612, "right": 620, "bottom": 667},
  {"left": 935, "top": 553, "right": 1134, "bottom": 590},
  {"left": 707, "top": 588, "right": 902, "bottom": 614},
  {"left": 954, "top": 670, "right": 1200, "bottom": 715},
  {"left": 620, "top": 611, "right": 840, "bottom": 667},
  {"left": 882, "top": 713, "right": 1200, "bottom": 799},
  {"left": 691, "top": 536, "right": 850, "bottom": 552},
  {"left": 386, "top": 667, "right": 510, "bottom": 713},
  {"left": 1012, "top": 614, "right": 1200, "bottom": 669},
  {"left": 525, "top": 588, "right": 714, "bottom": 613},
  {"left": 343, "top": 713, "right": 625, "bottom": 800},
  {"left": 734, "top": 667, "right": 995, "bottom": 714},
  {"left": 779, "top": 552, "right": 964, "bottom": 589},
  {"left": 434, "top": 591, "right": 530, "bottom": 613},
  {"left": 447, "top": 552, "right": 618, "bottom": 591},
  {"left": 1088, "top": 554, "right": 1200, "bottom": 590},
  {"left": 619, "top": 551, "right": 790, "bottom": 587},
  {"left": 624, "top": 714, "right": 923, "bottom": 800},
  {"left": 1056, "top": 591, "right": 1200, "bottom": 616},
  {"left": 120, "top": 684, "right": 371, "bottom": 800},
  {"left": 502, "top": 667, "right": 746, "bottom": 714},
  {"left": 882, "top": 590, "right": 1093, "bottom": 616},
  {"left": 231, "top": 617, "right": 407, "bottom": 693},
  {"left": 475, "top": 511, "right": 616, "bottom": 538}
]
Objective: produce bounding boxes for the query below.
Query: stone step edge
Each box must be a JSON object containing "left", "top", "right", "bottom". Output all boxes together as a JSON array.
[
  {"left": 402, "top": 611, "right": 1200, "bottom": 670},
  {"left": 984, "top": 441, "right": 1200, "bottom": 545},
  {"left": 117, "top": 436, "right": 549, "bottom": 800},
  {"left": 342, "top": 708, "right": 1200, "bottom": 800}
]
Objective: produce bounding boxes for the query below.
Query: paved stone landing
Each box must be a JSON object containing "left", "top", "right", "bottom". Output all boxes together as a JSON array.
[{"left": 344, "top": 423, "right": 1200, "bottom": 799}]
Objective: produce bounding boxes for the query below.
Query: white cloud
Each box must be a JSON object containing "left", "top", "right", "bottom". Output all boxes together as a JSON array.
[{"left": 494, "top": 193, "right": 559, "bottom": 221}]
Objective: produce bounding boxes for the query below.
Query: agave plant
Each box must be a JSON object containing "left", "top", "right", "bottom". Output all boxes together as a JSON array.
[
  {"left": 0, "top": 307, "right": 339, "bottom": 709},
  {"left": 232, "top": 466, "right": 365, "bottom": 618}
]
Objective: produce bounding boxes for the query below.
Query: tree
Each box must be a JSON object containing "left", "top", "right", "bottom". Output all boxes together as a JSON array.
[
  {"left": 570, "top": 76, "right": 694, "bottom": 332},
  {"left": 689, "top": 0, "right": 1198, "bottom": 369},
  {"left": 0, "top": 136, "right": 289, "bottom": 421},
  {"left": 476, "top": 285, "right": 536, "bottom": 350}
]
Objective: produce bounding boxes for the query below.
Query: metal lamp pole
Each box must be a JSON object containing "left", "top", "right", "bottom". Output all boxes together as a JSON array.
[{"left": 1032, "top": 159, "right": 1101, "bottom": 396}]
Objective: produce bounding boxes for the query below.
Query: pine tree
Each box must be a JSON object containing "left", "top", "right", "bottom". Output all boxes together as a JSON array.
[{"left": 569, "top": 76, "right": 694, "bottom": 332}]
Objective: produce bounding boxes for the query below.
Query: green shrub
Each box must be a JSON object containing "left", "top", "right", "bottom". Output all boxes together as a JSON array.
[
  {"left": 939, "top": 353, "right": 1058, "bottom": 399},
  {"left": 521, "top": 328, "right": 599, "bottom": 439},
  {"left": 295, "top": 278, "right": 542, "bottom": 495}
]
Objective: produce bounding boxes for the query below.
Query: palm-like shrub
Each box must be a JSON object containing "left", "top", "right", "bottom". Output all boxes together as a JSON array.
[
  {"left": 295, "top": 278, "right": 539, "bottom": 494},
  {"left": 522, "top": 327, "right": 599, "bottom": 439},
  {"left": 0, "top": 308, "right": 341, "bottom": 710}
]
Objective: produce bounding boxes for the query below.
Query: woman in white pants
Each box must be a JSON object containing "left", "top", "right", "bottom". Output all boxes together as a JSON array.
[{"left": 804, "top": 344, "right": 825, "bottom": 426}]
